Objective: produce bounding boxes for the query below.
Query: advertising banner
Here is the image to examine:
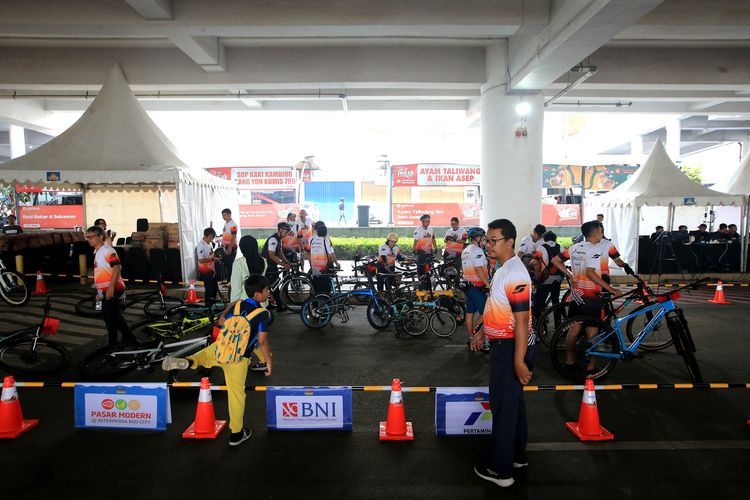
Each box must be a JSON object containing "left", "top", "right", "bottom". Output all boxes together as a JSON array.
[
  {"left": 541, "top": 204, "right": 581, "bottom": 226},
  {"left": 266, "top": 387, "right": 352, "bottom": 431},
  {"left": 543, "top": 164, "right": 637, "bottom": 190},
  {"left": 393, "top": 203, "right": 480, "bottom": 226},
  {"left": 239, "top": 203, "right": 301, "bottom": 228},
  {"left": 392, "top": 164, "right": 480, "bottom": 187},
  {"left": 435, "top": 387, "right": 491, "bottom": 436},
  {"left": 207, "top": 166, "right": 296, "bottom": 190},
  {"left": 18, "top": 205, "right": 85, "bottom": 229},
  {"left": 74, "top": 383, "right": 171, "bottom": 431}
]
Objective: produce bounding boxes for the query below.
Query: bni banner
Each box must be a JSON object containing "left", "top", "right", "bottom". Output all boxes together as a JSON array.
[
  {"left": 435, "top": 387, "right": 491, "bottom": 436},
  {"left": 74, "top": 383, "right": 171, "bottom": 431},
  {"left": 266, "top": 387, "right": 352, "bottom": 431}
]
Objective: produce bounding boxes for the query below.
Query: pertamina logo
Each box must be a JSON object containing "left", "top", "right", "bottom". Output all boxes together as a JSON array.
[
  {"left": 282, "top": 402, "right": 298, "bottom": 417},
  {"left": 464, "top": 402, "right": 492, "bottom": 427}
]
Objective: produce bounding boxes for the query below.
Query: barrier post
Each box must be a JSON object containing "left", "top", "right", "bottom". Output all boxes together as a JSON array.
[
  {"left": 78, "top": 254, "right": 88, "bottom": 285},
  {"left": 14, "top": 255, "right": 24, "bottom": 275}
]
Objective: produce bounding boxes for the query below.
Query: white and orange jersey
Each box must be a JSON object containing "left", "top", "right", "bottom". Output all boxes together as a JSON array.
[
  {"left": 534, "top": 243, "right": 564, "bottom": 284},
  {"left": 413, "top": 226, "right": 435, "bottom": 254},
  {"left": 482, "top": 256, "right": 532, "bottom": 340},
  {"left": 518, "top": 234, "right": 541, "bottom": 256},
  {"left": 378, "top": 243, "right": 400, "bottom": 266},
  {"left": 94, "top": 244, "right": 126, "bottom": 293},
  {"left": 296, "top": 218, "right": 314, "bottom": 251},
  {"left": 444, "top": 227, "right": 467, "bottom": 257},
  {"left": 222, "top": 219, "right": 238, "bottom": 250},
  {"left": 309, "top": 235, "right": 334, "bottom": 274},
  {"left": 282, "top": 226, "right": 300, "bottom": 250},
  {"left": 568, "top": 241, "right": 602, "bottom": 299},
  {"left": 196, "top": 239, "right": 215, "bottom": 275},
  {"left": 597, "top": 238, "right": 621, "bottom": 276},
  {"left": 461, "top": 244, "right": 488, "bottom": 287}
]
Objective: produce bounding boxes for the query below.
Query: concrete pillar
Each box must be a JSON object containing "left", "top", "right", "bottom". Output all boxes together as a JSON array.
[
  {"left": 631, "top": 135, "right": 644, "bottom": 165},
  {"left": 665, "top": 118, "right": 681, "bottom": 163},
  {"left": 9, "top": 125, "right": 26, "bottom": 159},
  {"left": 480, "top": 41, "right": 544, "bottom": 236}
]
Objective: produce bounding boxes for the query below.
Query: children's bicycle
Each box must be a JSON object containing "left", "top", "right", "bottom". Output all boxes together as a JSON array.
[
  {"left": 0, "top": 256, "right": 30, "bottom": 306},
  {"left": 74, "top": 280, "right": 184, "bottom": 318}
]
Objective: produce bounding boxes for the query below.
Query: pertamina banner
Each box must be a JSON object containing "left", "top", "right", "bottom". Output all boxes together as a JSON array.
[
  {"left": 266, "top": 387, "right": 352, "bottom": 431},
  {"left": 435, "top": 388, "right": 492, "bottom": 436}
]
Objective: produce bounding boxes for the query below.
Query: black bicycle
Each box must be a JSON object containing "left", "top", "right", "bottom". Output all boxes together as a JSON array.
[
  {"left": 74, "top": 280, "right": 184, "bottom": 318},
  {"left": 0, "top": 297, "right": 69, "bottom": 375}
]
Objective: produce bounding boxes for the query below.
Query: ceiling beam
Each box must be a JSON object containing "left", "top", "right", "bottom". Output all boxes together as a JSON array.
[
  {"left": 168, "top": 35, "right": 225, "bottom": 72},
  {"left": 124, "top": 0, "right": 173, "bottom": 20}
]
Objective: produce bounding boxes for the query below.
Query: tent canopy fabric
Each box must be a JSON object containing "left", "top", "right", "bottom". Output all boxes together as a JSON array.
[
  {"left": 713, "top": 151, "right": 750, "bottom": 196},
  {"left": 585, "top": 139, "right": 743, "bottom": 209}
]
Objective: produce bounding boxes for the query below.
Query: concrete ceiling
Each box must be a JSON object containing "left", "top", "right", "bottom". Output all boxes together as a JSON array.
[{"left": 0, "top": 0, "right": 749, "bottom": 155}]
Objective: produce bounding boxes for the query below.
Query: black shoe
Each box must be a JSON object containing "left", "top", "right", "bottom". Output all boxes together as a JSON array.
[
  {"left": 229, "top": 428, "right": 252, "bottom": 447},
  {"left": 473, "top": 464, "right": 514, "bottom": 487}
]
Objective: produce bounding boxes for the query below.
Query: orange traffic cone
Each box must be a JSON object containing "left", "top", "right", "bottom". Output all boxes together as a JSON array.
[
  {"left": 31, "top": 271, "right": 49, "bottom": 295},
  {"left": 182, "top": 377, "right": 227, "bottom": 439},
  {"left": 379, "top": 378, "right": 414, "bottom": 441},
  {"left": 185, "top": 279, "right": 199, "bottom": 305},
  {"left": 565, "top": 378, "right": 614, "bottom": 441},
  {"left": 0, "top": 375, "right": 39, "bottom": 439},
  {"left": 708, "top": 281, "right": 731, "bottom": 304}
]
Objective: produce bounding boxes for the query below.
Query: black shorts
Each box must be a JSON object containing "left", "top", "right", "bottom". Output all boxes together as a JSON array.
[{"left": 569, "top": 296, "right": 603, "bottom": 324}]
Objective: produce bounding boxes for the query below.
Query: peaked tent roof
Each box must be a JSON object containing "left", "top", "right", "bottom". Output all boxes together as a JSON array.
[
  {"left": 713, "top": 151, "right": 750, "bottom": 196},
  {"left": 586, "top": 139, "right": 743, "bottom": 208},
  {"left": 0, "top": 65, "right": 232, "bottom": 188}
]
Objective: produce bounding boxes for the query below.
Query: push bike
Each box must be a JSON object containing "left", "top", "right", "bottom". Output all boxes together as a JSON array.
[
  {"left": 0, "top": 256, "right": 30, "bottom": 306},
  {"left": 300, "top": 270, "right": 377, "bottom": 329},
  {"left": 75, "top": 280, "right": 184, "bottom": 318},
  {"left": 548, "top": 278, "right": 708, "bottom": 382},
  {"left": 0, "top": 297, "right": 69, "bottom": 375},
  {"left": 129, "top": 304, "right": 221, "bottom": 340},
  {"left": 269, "top": 263, "right": 314, "bottom": 311}
]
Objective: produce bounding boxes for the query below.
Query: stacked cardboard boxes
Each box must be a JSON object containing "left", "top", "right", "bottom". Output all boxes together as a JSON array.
[{"left": 130, "top": 222, "right": 179, "bottom": 249}]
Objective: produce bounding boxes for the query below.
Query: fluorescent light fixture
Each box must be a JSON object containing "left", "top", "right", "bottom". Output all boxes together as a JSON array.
[{"left": 515, "top": 101, "right": 532, "bottom": 116}]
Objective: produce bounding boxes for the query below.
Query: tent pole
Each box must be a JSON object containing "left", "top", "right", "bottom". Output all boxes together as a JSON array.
[
  {"left": 635, "top": 206, "right": 641, "bottom": 273},
  {"left": 175, "top": 182, "right": 185, "bottom": 284}
]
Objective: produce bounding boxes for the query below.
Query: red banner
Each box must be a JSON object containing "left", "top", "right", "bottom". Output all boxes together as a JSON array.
[
  {"left": 239, "top": 203, "right": 302, "bottom": 228},
  {"left": 18, "top": 205, "right": 85, "bottom": 229},
  {"left": 392, "top": 164, "right": 418, "bottom": 186},
  {"left": 392, "top": 164, "right": 480, "bottom": 187},
  {"left": 392, "top": 203, "right": 480, "bottom": 227},
  {"left": 206, "top": 166, "right": 296, "bottom": 190},
  {"left": 541, "top": 204, "right": 581, "bottom": 226}
]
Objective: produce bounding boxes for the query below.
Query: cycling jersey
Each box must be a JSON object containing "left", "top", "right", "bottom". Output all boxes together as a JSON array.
[
  {"left": 413, "top": 226, "right": 435, "bottom": 255},
  {"left": 261, "top": 233, "right": 283, "bottom": 271},
  {"left": 309, "top": 235, "right": 334, "bottom": 274},
  {"left": 282, "top": 224, "right": 300, "bottom": 250},
  {"left": 296, "top": 218, "right": 314, "bottom": 251},
  {"left": 568, "top": 241, "right": 602, "bottom": 300},
  {"left": 444, "top": 227, "right": 467, "bottom": 257},
  {"left": 196, "top": 239, "right": 215, "bottom": 275},
  {"left": 222, "top": 219, "right": 238, "bottom": 251},
  {"left": 461, "top": 244, "right": 488, "bottom": 287},
  {"left": 518, "top": 234, "right": 541, "bottom": 256},
  {"left": 94, "top": 244, "right": 126, "bottom": 293},
  {"left": 378, "top": 243, "right": 400, "bottom": 266},
  {"left": 483, "top": 256, "right": 532, "bottom": 340},
  {"left": 535, "top": 242, "right": 564, "bottom": 285},
  {"left": 597, "top": 238, "right": 621, "bottom": 276}
]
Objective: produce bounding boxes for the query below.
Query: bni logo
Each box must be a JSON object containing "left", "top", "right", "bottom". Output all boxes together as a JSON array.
[
  {"left": 282, "top": 402, "right": 298, "bottom": 417},
  {"left": 464, "top": 402, "right": 492, "bottom": 426}
]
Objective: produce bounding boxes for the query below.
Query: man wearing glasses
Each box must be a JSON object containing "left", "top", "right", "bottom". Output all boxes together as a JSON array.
[{"left": 471, "top": 219, "right": 534, "bottom": 488}]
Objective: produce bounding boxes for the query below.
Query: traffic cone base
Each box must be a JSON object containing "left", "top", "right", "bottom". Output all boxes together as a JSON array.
[
  {"left": 0, "top": 418, "right": 39, "bottom": 439},
  {"left": 185, "top": 279, "right": 199, "bottom": 305},
  {"left": 379, "top": 421, "right": 413, "bottom": 441},
  {"left": 182, "top": 419, "right": 227, "bottom": 439},
  {"left": 565, "top": 379, "right": 614, "bottom": 442},
  {"left": 0, "top": 375, "right": 39, "bottom": 439},
  {"left": 565, "top": 421, "right": 613, "bottom": 442},
  {"left": 708, "top": 281, "right": 730, "bottom": 304}
]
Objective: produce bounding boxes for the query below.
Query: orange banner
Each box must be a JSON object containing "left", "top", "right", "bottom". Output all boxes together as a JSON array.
[
  {"left": 18, "top": 205, "right": 85, "bottom": 229},
  {"left": 541, "top": 204, "right": 580, "bottom": 226}
]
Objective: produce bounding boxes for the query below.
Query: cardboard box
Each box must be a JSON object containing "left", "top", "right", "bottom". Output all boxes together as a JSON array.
[{"left": 131, "top": 231, "right": 147, "bottom": 242}]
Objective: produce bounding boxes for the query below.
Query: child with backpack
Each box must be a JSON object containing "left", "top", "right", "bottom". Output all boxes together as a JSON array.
[{"left": 162, "top": 274, "right": 272, "bottom": 447}]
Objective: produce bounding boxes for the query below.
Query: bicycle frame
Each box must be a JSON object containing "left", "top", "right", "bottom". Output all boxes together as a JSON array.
[{"left": 107, "top": 336, "right": 209, "bottom": 364}]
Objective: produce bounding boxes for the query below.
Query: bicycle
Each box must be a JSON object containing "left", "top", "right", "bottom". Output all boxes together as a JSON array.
[
  {"left": 129, "top": 303, "right": 222, "bottom": 340},
  {"left": 0, "top": 256, "right": 30, "bottom": 306},
  {"left": 74, "top": 279, "right": 184, "bottom": 318},
  {"left": 364, "top": 277, "right": 432, "bottom": 337},
  {"left": 300, "top": 269, "right": 377, "bottom": 329},
  {"left": 0, "top": 297, "right": 69, "bottom": 375},
  {"left": 548, "top": 278, "right": 708, "bottom": 382},
  {"left": 269, "top": 263, "right": 314, "bottom": 312}
]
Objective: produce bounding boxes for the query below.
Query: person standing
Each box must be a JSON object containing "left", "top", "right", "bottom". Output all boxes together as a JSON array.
[
  {"left": 197, "top": 227, "right": 220, "bottom": 302},
  {"left": 338, "top": 197, "right": 347, "bottom": 226},
  {"left": 471, "top": 219, "right": 534, "bottom": 488},
  {"left": 297, "top": 209, "right": 314, "bottom": 272},
  {"left": 2, "top": 214, "right": 23, "bottom": 235},
  {"left": 413, "top": 214, "right": 437, "bottom": 282},
  {"left": 309, "top": 222, "right": 340, "bottom": 294},
  {"left": 221, "top": 208, "right": 239, "bottom": 281},
  {"left": 86, "top": 225, "right": 136, "bottom": 346},
  {"left": 261, "top": 222, "right": 292, "bottom": 311},
  {"left": 94, "top": 218, "right": 116, "bottom": 245},
  {"left": 444, "top": 217, "right": 468, "bottom": 268},
  {"left": 282, "top": 212, "right": 300, "bottom": 265},
  {"left": 532, "top": 231, "right": 565, "bottom": 325},
  {"left": 377, "top": 232, "right": 405, "bottom": 292},
  {"left": 517, "top": 224, "right": 546, "bottom": 258},
  {"left": 461, "top": 227, "right": 490, "bottom": 343}
]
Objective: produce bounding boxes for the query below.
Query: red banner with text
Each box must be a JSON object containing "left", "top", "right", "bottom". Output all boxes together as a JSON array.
[
  {"left": 393, "top": 203, "right": 480, "bottom": 227},
  {"left": 541, "top": 204, "right": 581, "bottom": 226},
  {"left": 239, "top": 203, "right": 302, "bottom": 228},
  {"left": 18, "top": 205, "right": 85, "bottom": 229}
]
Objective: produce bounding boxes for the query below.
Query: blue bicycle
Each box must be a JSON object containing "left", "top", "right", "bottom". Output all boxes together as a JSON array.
[
  {"left": 549, "top": 278, "right": 707, "bottom": 382},
  {"left": 300, "top": 269, "right": 379, "bottom": 329}
]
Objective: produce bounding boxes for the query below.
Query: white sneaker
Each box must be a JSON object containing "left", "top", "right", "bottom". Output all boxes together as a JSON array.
[
  {"left": 474, "top": 464, "right": 514, "bottom": 487},
  {"left": 161, "top": 356, "right": 189, "bottom": 371},
  {"left": 513, "top": 461, "right": 528, "bottom": 468}
]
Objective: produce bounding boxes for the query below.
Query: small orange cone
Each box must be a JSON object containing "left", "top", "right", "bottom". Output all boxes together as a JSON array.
[
  {"left": 379, "top": 378, "right": 414, "bottom": 441},
  {"left": 182, "top": 377, "right": 227, "bottom": 439},
  {"left": 185, "top": 279, "right": 199, "bottom": 305},
  {"left": 708, "top": 281, "right": 731, "bottom": 304},
  {"left": 31, "top": 271, "right": 49, "bottom": 295},
  {"left": 565, "top": 378, "right": 614, "bottom": 441},
  {"left": 0, "top": 375, "right": 39, "bottom": 439}
]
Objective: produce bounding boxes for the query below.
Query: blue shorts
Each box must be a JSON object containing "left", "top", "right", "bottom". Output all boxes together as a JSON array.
[{"left": 465, "top": 284, "right": 488, "bottom": 314}]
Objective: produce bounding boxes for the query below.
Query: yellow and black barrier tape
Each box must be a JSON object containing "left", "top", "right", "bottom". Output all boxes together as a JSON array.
[
  {"left": 13, "top": 382, "right": 750, "bottom": 392},
  {"left": 22, "top": 272, "right": 200, "bottom": 287}
]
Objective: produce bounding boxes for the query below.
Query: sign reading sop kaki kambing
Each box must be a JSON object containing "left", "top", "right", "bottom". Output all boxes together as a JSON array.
[
  {"left": 207, "top": 167, "right": 296, "bottom": 190},
  {"left": 392, "top": 164, "right": 481, "bottom": 187}
]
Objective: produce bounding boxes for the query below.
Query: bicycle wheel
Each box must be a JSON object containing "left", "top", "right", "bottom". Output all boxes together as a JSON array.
[
  {"left": 536, "top": 302, "right": 569, "bottom": 347},
  {"left": 281, "top": 276, "right": 314, "bottom": 311},
  {"left": 403, "top": 308, "right": 430, "bottom": 337},
  {"left": 625, "top": 304, "right": 673, "bottom": 351},
  {"left": 366, "top": 299, "right": 392, "bottom": 330},
  {"left": 549, "top": 316, "right": 620, "bottom": 382},
  {"left": 79, "top": 343, "right": 141, "bottom": 380},
  {"left": 0, "top": 337, "right": 69, "bottom": 375},
  {"left": 143, "top": 295, "right": 185, "bottom": 318},
  {"left": 75, "top": 293, "right": 101, "bottom": 317},
  {"left": 667, "top": 312, "right": 703, "bottom": 383},
  {"left": 429, "top": 307, "right": 457, "bottom": 338},
  {"left": 440, "top": 296, "right": 465, "bottom": 325},
  {"left": 300, "top": 294, "right": 332, "bottom": 329},
  {"left": 0, "top": 270, "right": 30, "bottom": 306}
]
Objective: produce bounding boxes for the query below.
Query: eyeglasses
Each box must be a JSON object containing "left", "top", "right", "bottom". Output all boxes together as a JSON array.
[
  {"left": 485, "top": 236, "right": 510, "bottom": 246},
  {"left": 85, "top": 235, "right": 97, "bottom": 239}
]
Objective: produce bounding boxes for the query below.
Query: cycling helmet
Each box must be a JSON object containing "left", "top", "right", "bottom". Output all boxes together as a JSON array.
[
  {"left": 386, "top": 232, "right": 399, "bottom": 242},
  {"left": 419, "top": 214, "right": 431, "bottom": 221},
  {"left": 467, "top": 226, "right": 486, "bottom": 239},
  {"left": 277, "top": 222, "right": 291, "bottom": 231}
]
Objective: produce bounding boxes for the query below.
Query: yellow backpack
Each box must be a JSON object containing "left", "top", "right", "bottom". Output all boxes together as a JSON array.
[{"left": 214, "top": 302, "right": 267, "bottom": 364}]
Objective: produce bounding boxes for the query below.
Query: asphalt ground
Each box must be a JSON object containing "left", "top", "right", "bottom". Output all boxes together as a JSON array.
[{"left": 2, "top": 280, "right": 750, "bottom": 499}]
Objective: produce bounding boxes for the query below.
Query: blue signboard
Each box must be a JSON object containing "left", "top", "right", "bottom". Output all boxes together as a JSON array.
[
  {"left": 74, "top": 383, "right": 171, "bottom": 431},
  {"left": 266, "top": 387, "right": 352, "bottom": 431},
  {"left": 435, "top": 387, "right": 492, "bottom": 436}
]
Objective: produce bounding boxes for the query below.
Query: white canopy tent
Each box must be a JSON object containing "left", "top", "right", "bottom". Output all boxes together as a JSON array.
[
  {"left": 585, "top": 139, "right": 744, "bottom": 271},
  {"left": 713, "top": 151, "right": 750, "bottom": 270},
  {"left": 0, "top": 65, "right": 239, "bottom": 281}
]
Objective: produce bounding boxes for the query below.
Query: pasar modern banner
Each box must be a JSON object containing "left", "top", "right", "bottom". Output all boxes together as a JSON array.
[
  {"left": 266, "top": 387, "right": 352, "bottom": 431},
  {"left": 74, "top": 383, "right": 171, "bottom": 431}
]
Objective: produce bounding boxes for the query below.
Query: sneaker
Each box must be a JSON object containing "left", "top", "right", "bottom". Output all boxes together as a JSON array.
[
  {"left": 250, "top": 362, "right": 267, "bottom": 373},
  {"left": 229, "top": 428, "right": 252, "bottom": 447},
  {"left": 512, "top": 461, "right": 528, "bottom": 468},
  {"left": 161, "top": 356, "right": 189, "bottom": 371},
  {"left": 474, "top": 464, "right": 514, "bottom": 487}
]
